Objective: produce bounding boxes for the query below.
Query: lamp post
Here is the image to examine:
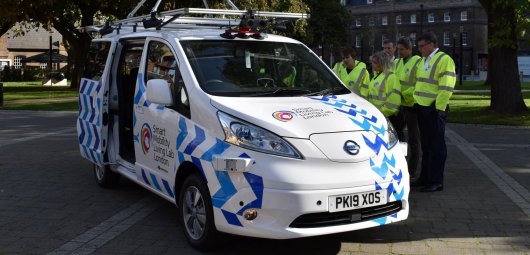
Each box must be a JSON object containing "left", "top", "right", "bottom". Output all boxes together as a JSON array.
[
  {"left": 49, "top": 32, "right": 53, "bottom": 72},
  {"left": 420, "top": 4, "right": 424, "bottom": 34}
]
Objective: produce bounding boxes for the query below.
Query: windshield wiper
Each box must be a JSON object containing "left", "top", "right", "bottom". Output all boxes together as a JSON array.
[
  {"left": 245, "top": 88, "right": 312, "bottom": 97},
  {"left": 303, "top": 86, "right": 350, "bottom": 96}
]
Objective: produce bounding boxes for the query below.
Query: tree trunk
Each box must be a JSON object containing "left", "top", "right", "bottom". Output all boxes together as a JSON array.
[
  {"left": 489, "top": 47, "right": 527, "bottom": 113},
  {"left": 480, "top": 0, "right": 528, "bottom": 114}
]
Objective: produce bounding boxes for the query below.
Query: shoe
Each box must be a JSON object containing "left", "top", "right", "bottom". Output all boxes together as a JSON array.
[{"left": 419, "top": 184, "right": 444, "bottom": 192}]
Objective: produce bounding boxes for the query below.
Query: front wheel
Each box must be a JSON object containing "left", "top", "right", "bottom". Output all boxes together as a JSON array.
[
  {"left": 178, "top": 173, "right": 219, "bottom": 251},
  {"left": 93, "top": 164, "right": 120, "bottom": 188}
]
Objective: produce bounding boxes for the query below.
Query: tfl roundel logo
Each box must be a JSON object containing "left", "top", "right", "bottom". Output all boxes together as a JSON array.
[
  {"left": 141, "top": 123, "right": 152, "bottom": 154},
  {"left": 272, "top": 111, "right": 296, "bottom": 122}
]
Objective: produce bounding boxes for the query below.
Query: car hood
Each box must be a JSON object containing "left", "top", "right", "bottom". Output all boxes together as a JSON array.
[{"left": 210, "top": 94, "right": 388, "bottom": 139}]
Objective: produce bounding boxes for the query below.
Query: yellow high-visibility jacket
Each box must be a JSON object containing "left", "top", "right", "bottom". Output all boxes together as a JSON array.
[
  {"left": 332, "top": 61, "right": 370, "bottom": 98},
  {"left": 368, "top": 71, "right": 401, "bottom": 117},
  {"left": 395, "top": 55, "right": 422, "bottom": 107},
  {"left": 413, "top": 51, "right": 456, "bottom": 111}
]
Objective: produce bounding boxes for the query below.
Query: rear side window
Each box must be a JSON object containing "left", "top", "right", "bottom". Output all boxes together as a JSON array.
[{"left": 84, "top": 41, "right": 111, "bottom": 81}]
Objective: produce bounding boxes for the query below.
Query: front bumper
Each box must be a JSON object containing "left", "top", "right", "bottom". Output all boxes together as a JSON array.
[{"left": 214, "top": 179, "right": 409, "bottom": 239}]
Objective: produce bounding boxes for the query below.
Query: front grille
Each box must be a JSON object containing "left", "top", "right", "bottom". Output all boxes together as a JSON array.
[{"left": 289, "top": 200, "right": 402, "bottom": 228}]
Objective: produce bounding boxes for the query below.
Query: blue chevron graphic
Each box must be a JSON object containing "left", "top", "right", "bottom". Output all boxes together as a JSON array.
[
  {"left": 336, "top": 108, "right": 359, "bottom": 117},
  {"left": 370, "top": 158, "right": 389, "bottom": 179},
  {"left": 78, "top": 119, "right": 86, "bottom": 144},
  {"left": 372, "top": 217, "right": 387, "bottom": 225},
  {"left": 201, "top": 139, "right": 231, "bottom": 162},
  {"left": 236, "top": 172, "right": 264, "bottom": 215},
  {"left": 177, "top": 152, "right": 185, "bottom": 164},
  {"left": 212, "top": 171, "right": 237, "bottom": 208},
  {"left": 141, "top": 169, "right": 150, "bottom": 185},
  {"left": 80, "top": 79, "right": 88, "bottom": 94},
  {"left": 362, "top": 114, "right": 378, "bottom": 123},
  {"left": 156, "top": 104, "right": 165, "bottom": 110},
  {"left": 221, "top": 209, "right": 243, "bottom": 227},
  {"left": 176, "top": 117, "right": 188, "bottom": 149},
  {"left": 350, "top": 118, "right": 385, "bottom": 134},
  {"left": 322, "top": 99, "right": 347, "bottom": 108},
  {"left": 390, "top": 213, "right": 398, "bottom": 218},
  {"left": 387, "top": 183, "right": 395, "bottom": 198},
  {"left": 191, "top": 156, "right": 206, "bottom": 179},
  {"left": 375, "top": 181, "right": 383, "bottom": 190},
  {"left": 382, "top": 154, "right": 396, "bottom": 167},
  {"left": 363, "top": 134, "right": 388, "bottom": 154},
  {"left": 392, "top": 169, "right": 403, "bottom": 185},
  {"left": 183, "top": 126, "right": 205, "bottom": 154},
  {"left": 134, "top": 134, "right": 139, "bottom": 143},
  {"left": 150, "top": 172, "right": 162, "bottom": 191},
  {"left": 162, "top": 179, "right": 174, "bottom": 198},
  {"left": 393, "top": 187, "right": 404, "bottom": 200}
]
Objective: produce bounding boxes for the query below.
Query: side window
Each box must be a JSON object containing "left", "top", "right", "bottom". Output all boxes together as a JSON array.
[
  {"left": 84, "top": 41, "right": 111, "bottom": 81},
  {"left": 146, "top": 41, "right": 190, "bottom": 118}
]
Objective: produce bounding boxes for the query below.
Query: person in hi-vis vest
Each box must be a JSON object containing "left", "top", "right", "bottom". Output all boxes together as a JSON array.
[
  {"left": 411, "top": 32, "right": 456, "bottom": 193},
  {"left": 332, "top": 48, "right": 370, "bottom": 98},
  {"left": 366, "top": 51, "right": 401, "bottom": 118},
  {"left": 393, "top": 36, "right": 422, "bottom": 179}
]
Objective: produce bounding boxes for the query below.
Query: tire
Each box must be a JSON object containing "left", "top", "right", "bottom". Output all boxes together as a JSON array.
[
  {"left": 178, "top": 173, "right": 219, "bottom": 251},
  {"left": 93, "top": 164, "right": 120, "bottom": 188}
]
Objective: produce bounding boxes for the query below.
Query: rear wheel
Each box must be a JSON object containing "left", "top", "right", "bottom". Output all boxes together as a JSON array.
[
  {"left": 178, "top": 173, "right": 219, "bottom": 251},
  {"left": 93, "top": 164, "right": 120, "bottom": 188}
]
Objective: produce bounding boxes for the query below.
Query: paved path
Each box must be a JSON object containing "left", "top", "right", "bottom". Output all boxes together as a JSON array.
[{"left": 0, "top": 111, "right": 529, "bottom": 255}]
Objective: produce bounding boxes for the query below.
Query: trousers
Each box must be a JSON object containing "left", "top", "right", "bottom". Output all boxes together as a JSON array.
[{"left": 415, "top": 104, "right": 448, "bottom": 185}]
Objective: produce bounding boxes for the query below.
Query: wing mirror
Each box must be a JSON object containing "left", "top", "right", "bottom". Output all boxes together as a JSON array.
[{"left": 146, "top": 79, "right": 173, "bottom": 106}]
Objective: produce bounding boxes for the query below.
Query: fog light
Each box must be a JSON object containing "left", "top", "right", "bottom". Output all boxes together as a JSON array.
[{"left": 243, "top": 209, "right": 258, "bottom": 221}]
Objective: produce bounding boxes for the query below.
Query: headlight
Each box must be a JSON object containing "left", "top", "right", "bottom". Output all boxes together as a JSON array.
[
  {"left": 386, "top": 118, "right": 398, "bottom": 149},
  {"left": 218, "top": 112, "right": 302, "bottom": 159}
]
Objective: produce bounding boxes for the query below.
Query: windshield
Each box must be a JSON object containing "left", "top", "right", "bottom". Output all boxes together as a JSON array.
[{"left": 180, "top": 40, "right": 349, "bottom": 97}]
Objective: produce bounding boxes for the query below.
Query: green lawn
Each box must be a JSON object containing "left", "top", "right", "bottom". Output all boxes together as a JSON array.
[
  {"left": 2, "top": 81, "right": 530, "bottom": 126},
  {"left": 448, "top": 92, "right": 530, "bottom": 126},
  {"left": 455, "top": 81, "right": 530, "bottom": 90}
]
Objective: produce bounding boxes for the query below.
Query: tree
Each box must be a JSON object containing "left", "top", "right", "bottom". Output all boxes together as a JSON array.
[
  {"left": 302, "top": 0, "right": 352, "bottom": 66},
  {"left": 478, "top": 0, "right": 529, "bottom": 114}
]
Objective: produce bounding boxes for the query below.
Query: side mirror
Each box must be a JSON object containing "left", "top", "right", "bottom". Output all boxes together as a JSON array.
[{"left": 146, "top": 79, "right": 173, "bottom": 106}]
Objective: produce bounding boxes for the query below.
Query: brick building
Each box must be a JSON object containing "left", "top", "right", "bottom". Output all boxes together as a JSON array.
[
  {"left": 342, "top": 0, "right": 488, "bottom": 76},
  {"left": 0, "top": 24, "right": 67, "bottom": 71}
]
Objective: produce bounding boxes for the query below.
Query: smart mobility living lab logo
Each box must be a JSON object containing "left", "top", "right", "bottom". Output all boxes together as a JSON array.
[
  {"left": 272, "top": 111, "right": 296, "bottom": 122},
  {"left": 141, "top": 123, "right": 152, "bottom": 154}
]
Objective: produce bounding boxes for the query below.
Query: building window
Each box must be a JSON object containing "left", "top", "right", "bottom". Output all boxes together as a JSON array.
[
  {"left": 340, "top": 0, "right": 346, "bottom": 5},
  {"left": 443, "top": 32, "right": 451, "bottom": 46},
  {"left": 382, "top": 16, "right": 388, "bottom": 26},
  {"left": 369, "top": 17, "right": 375, "bottom": 26},
  {"left": 367, "top": 0, "right": 373, "bottom": 4},
  {"left": 411, "top": 14, "right": 416, "bottom": 24},
  {"left": 428, "top": 13, "right": 434, "bottom": 23},
  {"left": 462, "top": 31, "right": 468, "bottom": 46},
  {"left": 444, "top": 12, "right": 451, "bottom": 22},
  {"left": 410, "top": 33, "right": 417, "bottom": 46},
  {"left": 356, "top": 36, "right": 361, "bottom": 48},
  {"left": 396, "top": 15, "right": 402, "bottom": 24},
  {"left": 461, "top": 11, "right": 468, "bottom": 21},
  {"left": 14, "top": 56, "right": 22, "bottom": 69},
  {"left": 356, "top": 18, "right": 362, "bottom": 27},
  {"left": 40, "top": 63, "right": 47, "bottom": 69},
  {"left": 382, "top": 34, "right": 387, "bottom": 47}
]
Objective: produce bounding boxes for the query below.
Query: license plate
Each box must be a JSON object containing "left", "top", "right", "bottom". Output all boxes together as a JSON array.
[{"left": 328, "top": 190, "right": 387, "bottom": 212}]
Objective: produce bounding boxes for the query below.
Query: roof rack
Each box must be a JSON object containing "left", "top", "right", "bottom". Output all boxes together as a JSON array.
[{"left": 81, "top": 6, "right": 309, "bottom": 38}]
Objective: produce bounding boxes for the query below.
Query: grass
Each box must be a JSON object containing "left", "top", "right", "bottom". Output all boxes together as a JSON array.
[
  {"left": 1, "top": 84, "right": 78, "bottom": 101},
  {"left": 1, "top": 81, "right": 530, "bottom": 126},
  {"left": 448, "top": 92, "right": 530, "bottom": 126},
  {"left": 0, "top": 101, "right": 78, "bottom": 111},
  {"left": 455, "top": 81, "right": 530, "bottom": 90}
]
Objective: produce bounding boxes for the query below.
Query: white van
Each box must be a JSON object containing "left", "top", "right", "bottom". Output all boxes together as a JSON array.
[{"left": 77, "top": 7, "right": 409, "bottom": 250}]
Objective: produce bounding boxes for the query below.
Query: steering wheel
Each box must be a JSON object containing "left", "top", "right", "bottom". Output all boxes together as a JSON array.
[{"left": 257, "top": 78, "right": 276, "bottom": 88}]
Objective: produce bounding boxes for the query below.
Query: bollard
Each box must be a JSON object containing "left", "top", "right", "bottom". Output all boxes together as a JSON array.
[{"left": 0, "top": 83, "right": 3, "bottom": 107}]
